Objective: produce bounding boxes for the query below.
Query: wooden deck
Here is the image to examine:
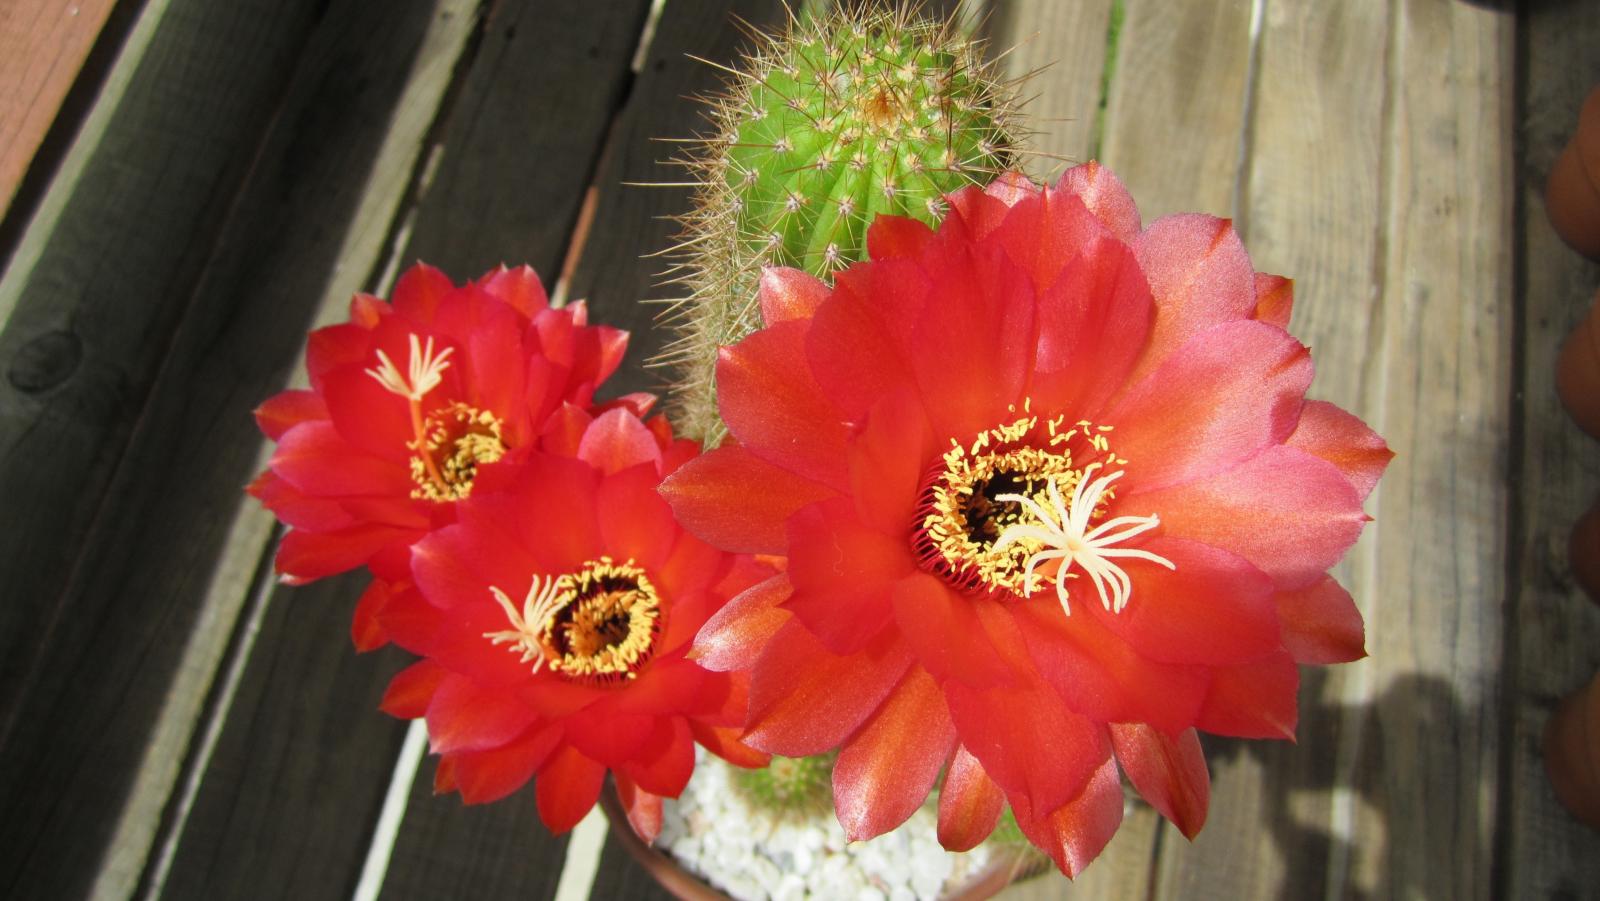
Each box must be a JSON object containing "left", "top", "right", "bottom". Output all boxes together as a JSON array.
[{"left": 0, "top": 0, "right": 1596, "bottom": 897}]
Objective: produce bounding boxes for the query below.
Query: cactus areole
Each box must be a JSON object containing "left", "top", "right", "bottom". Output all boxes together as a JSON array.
[{"left": 661, "top": 7, "right": 1020, "bottom": 444}]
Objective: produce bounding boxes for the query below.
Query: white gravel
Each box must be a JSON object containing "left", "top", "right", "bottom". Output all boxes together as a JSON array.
[{"left": 655, "top": 753, "right": 1001, "bottom": 900}]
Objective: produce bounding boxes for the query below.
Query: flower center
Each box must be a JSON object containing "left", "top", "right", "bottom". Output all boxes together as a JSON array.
[
  {"left": 910, "top": 403, "right": 1174, "bottom": 614},
  {"left": 407, "top": 402, "right": 505, "bottom": 502},
  {"left": 484, "top": 557, "right": 664, "bottom": 683}
]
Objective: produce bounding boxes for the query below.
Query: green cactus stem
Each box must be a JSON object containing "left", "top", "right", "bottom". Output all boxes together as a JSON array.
[
  {"left": 732, "top": 753, "right": 836, "bottom": 819},
  {"left": 656, "top": 4, "right": 1023, "bottom": 444}
]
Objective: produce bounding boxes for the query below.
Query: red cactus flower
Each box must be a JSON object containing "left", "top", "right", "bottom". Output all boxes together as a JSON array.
[
  {"left": 376, "top": 407, "right": 771, "bottom": 840},
  {"left": 249, "top": 263, "right": 630, "bottom": 584},
  {"left": 662, "top": 165, "right": 1391, "bottom": 875}
]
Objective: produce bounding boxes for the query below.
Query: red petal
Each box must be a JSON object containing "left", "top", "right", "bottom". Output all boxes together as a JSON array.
[
  {"left": 380, "top": 660, "right": 448, "bottom": 719},
  {"left": 717, "top": 320, "right": 850, "bottom": 489},
  {"left": 1009, "top": 756, "right": 1124, "bottom": 878},
  {"left": 577, "top": 407, "right": 663, "bottom": 476},
  {"left": 1109, "top": 724, "right": 1209, "bottom": 838},
  {"left": 616, "top": 718, "right": 696, "bottom": 798},
  {"left": 1030, "top": 236, "right": 1155, "bottom": 418},
  {"left": 659, "top": 445, "right": 834, "bottom": 555},
  {"left": 1253, "top": 273, "right": 1294, "bottom": 327},
  {"left": 614, "top": 775, "right": 665, "bottom": 844},
  {"left": 425, "top": 673, "right": 540, "bottom": 754},
  {"left": 847, "top": 388, "right": 935, "bottom": 534},
  {"left": 564, "top": 709, "right": 657, "bottom": 768},
  {"left": 255, "top": 389, "right": 328, "bottom": 440},
  {"left": 806, "top": 260, "right": 924, "bottom": 421},
  {"left": 693, "top": 573, "right": 794, "bottom": 672},
  {"left": 478, "top": 264, "right": 550, "bottom": 317},
  {"left": 1137, "top": 445, "right": 1367, "bottom": 590},
  {"left": 249, "top": 470, "right": 354, "bottom": 532},
  {"left": 390, "top": 262, "right": 455, "bottom": 321},
  {"left": 833, "top": 665, "right": 956, "bottom": 840},
  {"left": 988, "top": 181, "right": 1108, "bottom": 291},
  {"left": 1286, "top": 400, "right": 1393, "bottom": 501},
  {"left": 866, "top": 213, "right": 938, "bottom": 260},
  {"left": 535, "top": 744, "right": 607, "bottom": 833},
  {"left": 759, "top": 267, "right": 830, "bottom": 325},
  {"left": 351, "top": 578, "right": 393, "bottom": 651},
  {"left": 538, "top": 402, "right": 593, "bottom": 457},
  {"left": 1133, "top": 214, "right": 1258, "bottom": 377},
  {"left": 891, "top": 574, "right": 1014, "bottom": 688},
  {"left": 745, "top": 622, "right": 913, "bottom": 757},
  {"left": 945, "top": 181, "right": 1028, "bottom": 240},
  {"left": 937, "top": 744, "right": 1005, "bottom": 852},
  {"left": 1083, "top": 537, "right": 1282, "bottom": 666},
  {"left": 272, "top": 421, "right": 412, "bottom": 497},
  {"left": 596, "top": 463, "right": 676, "bottom": 567},
  {"left": 276, "top": 524, "right": 415, "bottom": 583},
  {"left": 689, "top": 719, "right": 770, "bottom": 768},
  {"left": 1111, "top": 320, "right": 1312, "bottom": 491},
  {"left": 944, "top": 676, "right": 1109, "bottom": 817},
  {"left": 1274, "top": 575, "right": 1366, "bottom": 664},
  {"left": 453, "top": 724, "right": 562, "bottom": 804},
  {"left": 1056, "top": 162, "right": 1141, "bottom": 242},
  {"left": 1010, "top": 598, "right": 1207, "bottom": 735},
  {"left": 785, "top": 499, "right": 907, "bottom": 654},
  {"left": 1195, "top": 652, "right": 1299, "bottom": 739}
]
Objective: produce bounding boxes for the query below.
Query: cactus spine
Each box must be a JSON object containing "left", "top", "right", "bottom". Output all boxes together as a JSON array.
[{"left": 658, "top": 4, "right": 1022, "bottom": 444}]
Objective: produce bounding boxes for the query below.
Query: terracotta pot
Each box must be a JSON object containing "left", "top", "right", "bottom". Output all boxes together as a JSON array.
[
  {"left": 1557, "top": 289, "right": 1600, "bottom": 440},
  {"left": 1546, "top": 86, "right": 1600, "bottom": 260},
  {"left": 1545, "top": 670, "right": 1600, "bottom": 830},
  {"left": 599, "top": 787, "right": 1040, "bottom": 901},
  {"left": 1573, "top": 498, "right": 1600, "bottom": 604}
]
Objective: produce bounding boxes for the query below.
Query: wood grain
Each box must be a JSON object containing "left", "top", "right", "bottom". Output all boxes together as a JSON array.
[
  {"left": 1506, "top": 0, "right": 1600, "bottom": 896},
  {"left": 0, "top": 0, "right": 119, "bottom": 221},
  {"left": 1100, "top": 0, "right": 1256, "bottom": 220},
  {"left": 986, "top": 0, "right": 1114, "bottom": 177}
]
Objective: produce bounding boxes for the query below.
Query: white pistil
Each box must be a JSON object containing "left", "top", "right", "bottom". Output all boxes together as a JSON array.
[
  {"left": 484, "top": 574, "right": 566, "bottom": 672},
  {"left": 365, "top": 333, "right": 454, "bottom": 401},
  {"left": 992, "top": 464, "right": 1176, "bottom": 615}
]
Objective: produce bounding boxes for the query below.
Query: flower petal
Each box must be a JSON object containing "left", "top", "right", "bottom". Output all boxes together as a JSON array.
[
  {"left": 425, "top": 673, "right": 540, "bottom": 754},
  {"left": 891, "top": 573, "right": 1015, "bottom": 688},
  {"left": 1195, "top": 652, "right": 1299, "bottom": 739},
  {"left": 692, "top": 574, "right": 794, "bottom": 672},
  {"left": 452, "top": 724, "right": 562, "bottom": 805},
  {"left": 833, "top": 665, "right": 956, "bottom": 841},
  {"left": 1286, "top": 400, "right": 1393, "bottom": 501},
  {"left": 786, "top": 499, "right": 908, "bottom": 655},
  {"left": 616, "top": 718, "right": 696, "bottom": 798},
  {"left": 1274, "top": 575, "right": 1367, "bottom": 664},
  {"left": 577, "top": 407, "right": 663, "bottom": 476},
  {"left": 689, "top": 720, "right": 771, "bottom": 769},
  {"left": 847, "top": 388, "right": 935, "bottom": 534},
  {"left": 1111, "top": 320, "right": 1313, "bottom": 491},
  {"left": 254, "top": 389, "right": 328, "bottom": 440},
  {"left": 1136, "top": 445, "right": 1367, "bottom": 590},
  {"left": 1009, "top": 756, "right": 1124, "bottom": 878},
  {"left": 1056, "top": 163, "right": 1141, "bottom": 241},
  {"left": 759, "top": 267, "right": 830, "bottom": 325},
  {"left": 806, "top": 259, "right": 925, "bottom": 420},
  {"left": 614, "top": 775, "right": 665, "bottom": 844},
  {"left": 744, "top": 622, "right": 913, "bottom": 758},
  {"left": 866, "top": 213, "right": 939, "bottom": 260},
  {"left": 1133, "top": 214, "right": 1258, "bottom": 376},
  {"left": 937, "top": 744, "right": 1005, "bottom": 852},
  {"left": 660, "top": 444, "right": 835, "bottom": 555},
  {"left": 380, "top": 659, "right": 447, "bottom": 719},
  {"left": 275, "top": 523, "right": 415, "bottom": 584},
  {"left": 717, "top": 319, "right": 851, "bottom": 488},
  {"left": 535, "top": 744, "right": 607, "bottom": 833},
  {"left": 1109, "top": 723, "right": 1209, "bottom": 839},
  {"left": 1253, "top": 273, "right": 1294, "bottom": 327},
  {"left": 1031, "top": 236, "right": 1155, "bottom": 418},
  {"left": 272, "top": 421, "right": 412, "bottom": 497}
]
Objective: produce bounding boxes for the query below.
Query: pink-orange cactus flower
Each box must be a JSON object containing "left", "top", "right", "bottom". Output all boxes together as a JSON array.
[{"left": 662, "top": 165, "right": 1391, "bottom": 875}]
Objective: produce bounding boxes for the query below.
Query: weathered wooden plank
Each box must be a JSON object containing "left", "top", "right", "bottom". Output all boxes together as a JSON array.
[
  {"left": 370, "top": 1, "right": 652, "bottom": 893},
  {"left": 1145, "top": 1, "right": 1393, "bottom": 897},
  {"left": 0, "top": 0, "right": 120, "bottom": 222},
  {"left": 82, "top": 2, "right": 488, "bottom": 897},
  {"left": 589, "top": 830, "right": 678, "bottom": 901},
  {"left": 1507, "top": 0, "right": 1600, "bottom": 895},
  {"left": 987, "top": 0, "right": 1113, "bottom": 177},
  {"left": 1335, "top": 1, "right": 1512, "bottom": 898},
  {"left": 1099, "top": 0, "right": 1255, "bottom": 220},
  {"left": 565, "top": 0, "right": 793, "bottom": 400}
]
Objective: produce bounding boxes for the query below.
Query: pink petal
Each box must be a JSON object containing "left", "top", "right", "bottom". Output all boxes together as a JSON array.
[
  {"left": 659, "top": 444, "right": 835, "bottom": 555},
  {"left": 1109, "top": 723, "right": 1209, "bottom": 839},
  {"left": 717, "top": 319, "right": 851, "bottom": 489},
  {"left": 759, "top": 267, "right": 830, "bottom": 325},
  {"left": 1111, "top": 320, "right": 1313, "bottom": 491},
  {"left": 1136, "top": 445, "right": 1368, "bottom": 590},
  {"left": 1286, "top": 400, "right": 1393, "bottom": 501},
  {"left": 744, "top": 622, "right": 913, "bottom": 757},
  {"left": 1195, "top": 652, "right": 1299, "bottom": 739},
  {"left": 1055, "top": 162, "right": 1141, "bottom": 242},
  {"left": 1133, "top": 214, "right": 1258, "bottom": 377},
  {"left": 1274, "top": 575, "right": 1367, "bottom": 664},
  {"left": 693, "top": 574, "right": 794, "bottom": 672},
  {"left": 1253, "top": 273, "right": 1294, "bottom": 327},
  {"left": 535, "top": 744, "right": 607, "bottom": 833},
  {"left": 1030, "top": 236, "right": 1155, "bottom": 418},
  {"left": 937, "top": 744, "right": 1005, "bottom": 851},
  {"left": 833, "top": 665, "right": 957, "bottom": 841},
  {"left": 989, "top": 182, "right": 1109, "bottom": 292}
]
